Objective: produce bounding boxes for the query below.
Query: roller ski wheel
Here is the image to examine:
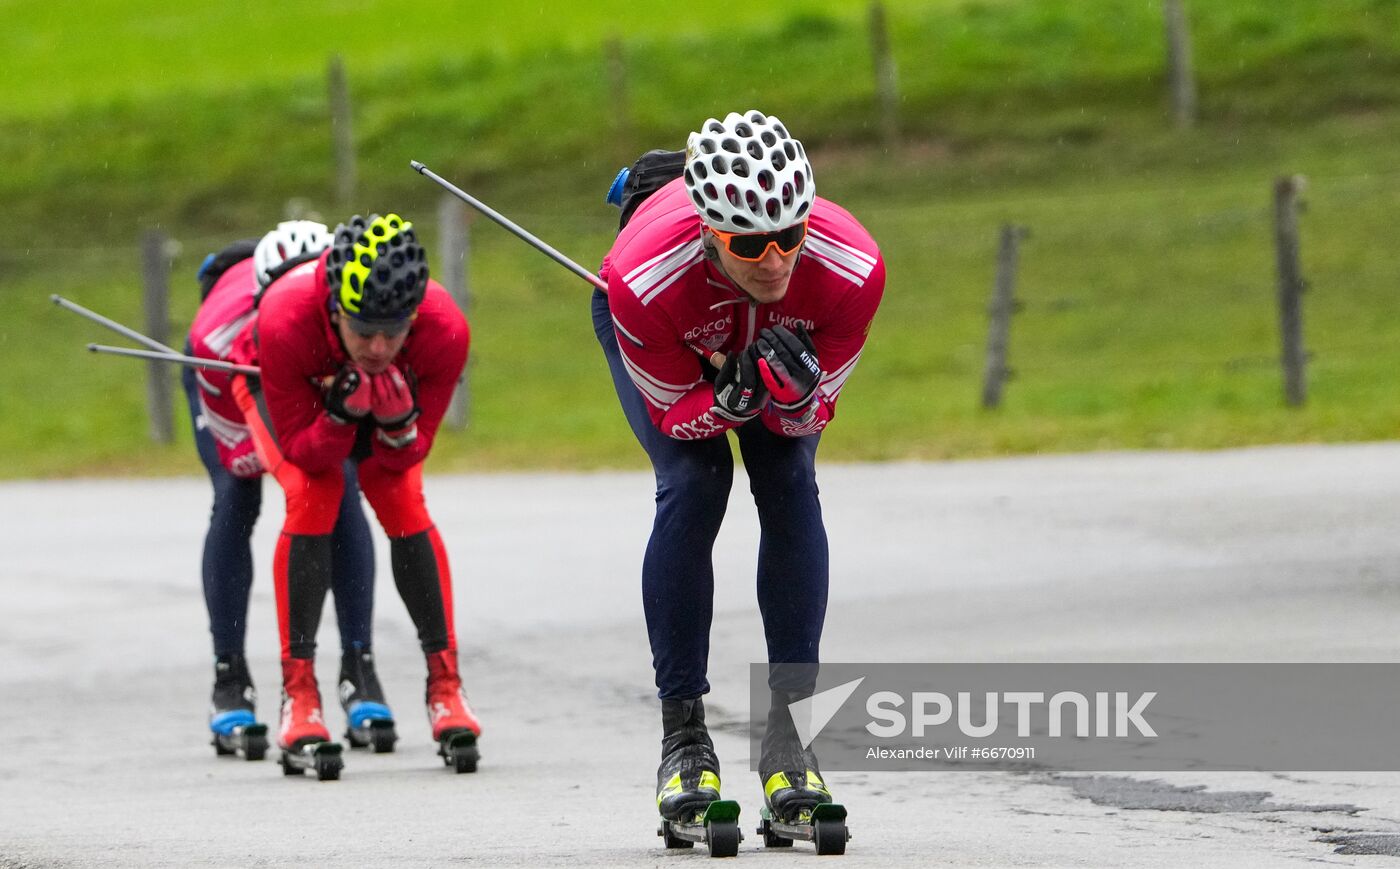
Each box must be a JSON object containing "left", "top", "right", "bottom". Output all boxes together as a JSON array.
[
  {"left": 657, "top": 800, "right": 742, "bottom": 858},
  {"left": 211, "top": 721, "right": 269, "bottom": 761},
  {"left": 278, "top": 739, "right": 344, "bottom": 781},
  {"left": 437, "top": 729, "right": 480, "bottom": 774},
  {"left": 345, "top": 718, "right": 397, "bottom": 753},
  {"left": 757, "top": 803, "right": 850, "bottom": 856}
]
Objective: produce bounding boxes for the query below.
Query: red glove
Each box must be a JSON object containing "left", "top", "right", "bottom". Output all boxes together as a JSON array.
[
  {"left": 224, "top": 440, "right": 265, "bottom": 479},
  {"left": 370, "top": 365, "right": 420, "bottom": 448},
  {"left": 324, "top": 364, "right": 372, "bottom": 424}
]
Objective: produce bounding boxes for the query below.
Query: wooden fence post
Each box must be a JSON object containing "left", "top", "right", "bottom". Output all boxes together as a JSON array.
[
  {"left": 141, "top": 229, "right": 174, "bottom": 443},
  {"left": 439, "top": 194, "right": 471, "bottom": 430},
  {"left": 603, "top": 36, "right": 632, "bottom": 162},
  {"left": 868, "top": 1, "right": 901, "bottom": 146},
  {"left": 981, "top": 224, "right": 1026, "bottom": 410},
  {"left": 328, "top": 54, "right": 356, "bottom": 207},
  {"left": 1273, "top": 175, "right": 1308, "bottom": 407},
  {"left": 1163, "top": 0, "right": 1198, "bottom": 128}
]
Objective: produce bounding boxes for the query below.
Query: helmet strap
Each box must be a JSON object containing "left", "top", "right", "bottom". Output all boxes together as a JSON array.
[{"left": 700, "top": 231, "right": 720, "bottom": 262}]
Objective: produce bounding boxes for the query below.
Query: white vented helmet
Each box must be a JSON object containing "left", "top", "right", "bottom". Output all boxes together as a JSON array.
[
  {"left": 253, "top": 220, "right": 333, "bottom": 289},
  {"left": 683, "top": 110, "right": 815, "bottom": 233}
]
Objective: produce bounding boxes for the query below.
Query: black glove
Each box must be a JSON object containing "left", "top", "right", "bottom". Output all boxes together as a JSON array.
[
  {"left": 324, "top": 364, "right": 372, "bottom": 424},
  {"left": 712, "top": 343, "right": 769, "bottom": 422},
  {"left": 755, "top": 324, "right": 821, "bottom": 412}
]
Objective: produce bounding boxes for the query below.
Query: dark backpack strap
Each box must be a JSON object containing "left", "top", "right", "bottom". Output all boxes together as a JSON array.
[
  {"left": 196, "top": 238, "right": 259, "bottom": 301},
  {"left": 609, "top": 149, "right": 686, "bottom": 232}
]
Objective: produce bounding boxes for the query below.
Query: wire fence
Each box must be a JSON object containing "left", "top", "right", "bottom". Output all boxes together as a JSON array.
[{"left": 17, "top": 164, "right": 1398, "bottom": 445}]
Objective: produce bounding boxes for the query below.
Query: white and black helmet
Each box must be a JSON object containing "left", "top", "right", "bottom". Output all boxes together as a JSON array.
[
  {"left": 684, "top": 110, "right": 815, "bottom": 233},
  {"left": 253, "top": 220, "right": 334, "bottom": 289}
]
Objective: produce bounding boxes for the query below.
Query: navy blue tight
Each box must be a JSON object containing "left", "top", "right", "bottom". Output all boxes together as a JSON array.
[{"left": 592, "top": 290, "right": 829, "bottom": 700}]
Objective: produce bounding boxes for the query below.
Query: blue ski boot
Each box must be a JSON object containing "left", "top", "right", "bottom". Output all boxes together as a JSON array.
[
  {"left": 339, "top": 646, "right": 397, "bottom": 753},
  {"left": 209, "top": 654, "right": 268, "bottom": 760}
]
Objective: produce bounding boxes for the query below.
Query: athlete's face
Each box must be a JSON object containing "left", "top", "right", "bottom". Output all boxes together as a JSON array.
[
  {"left": 707, "top": 228, "right": 802, "bottom": 305},
  {"left": 333, "top": 315, "right": 409, "bottom": 375}
]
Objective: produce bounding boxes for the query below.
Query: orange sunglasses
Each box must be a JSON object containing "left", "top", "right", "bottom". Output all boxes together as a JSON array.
[{"left": 707, "top": 221, "right": 808, "bottom": 262}]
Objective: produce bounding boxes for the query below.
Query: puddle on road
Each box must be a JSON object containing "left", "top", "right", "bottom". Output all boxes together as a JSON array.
[
  {"left": 1049, "top": 774, "right": 1396, "bottom": 859},
  {"left": 1051, "top": 774, "right": 1360, "bottom": 814},
  {"left": 1316, "top": 833, "right": 1400, "bottom": 856}
]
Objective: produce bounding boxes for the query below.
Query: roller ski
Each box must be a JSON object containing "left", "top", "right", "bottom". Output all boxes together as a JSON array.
[
  {"left": 208, "top": 654, "right": 268, "bottom": 761},
  {"left": 654, "top": 698, "right": 742, "bottom": 858},
  {"left": 426, "top": 650, "right": 482, "bottom": 773},
  {"left": 338, "top": 646, "right": 397, "bottom": 753},
  {"left": 660, "top": 800, "right": 743, "bottom": 858},
  {"left": 276, "top": 658, "right": 344, "bottom": 781},
  {"left": 755, "top": 694, "right": 850, "bottom": 855},
  {"left": 757, "top": 798, "right": 849, "bottom": 855}
]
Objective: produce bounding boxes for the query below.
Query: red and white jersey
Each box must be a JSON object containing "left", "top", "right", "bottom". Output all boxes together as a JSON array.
[
  {"left": 188, "top": 258, "right": 263, "bottom": 478},
  {"left": 230, "top": 252, "right": 469, "bottom": 476},
  {"left": 601, "top": 178, "right": 884, "bottom": 440}
]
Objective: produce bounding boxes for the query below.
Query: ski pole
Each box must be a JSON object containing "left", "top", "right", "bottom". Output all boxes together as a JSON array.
[
  {"left": 87, "top": 343, "right": 262, "bottom": 376},
  {"left": 411, "top": 160, "right": 607, "bottom": 291},
  {"left": 409, "top": 160, "right": 725, "bottom": 367},
  {"left": 52, "top": 294, "right": 181, "bottom": 355}
]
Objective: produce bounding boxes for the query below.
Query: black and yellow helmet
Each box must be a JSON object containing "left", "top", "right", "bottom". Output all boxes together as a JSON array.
[{"left": 326, "top": 213, "right": 428, "bottom": 333}]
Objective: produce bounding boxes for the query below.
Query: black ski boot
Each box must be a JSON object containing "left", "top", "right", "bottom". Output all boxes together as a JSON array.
[
  {"left": 758, "top": 694, "right": 833, "bottom": 824},
  {"left": 338, "top": 646, "right": 398, "bottom": 753},
  {"left": 209, "top": 653, "right": 268, "bottom": 760},
  {"left": 656, "top": 697, "right": 722, "bottom": 822},
  {"left": 755, "top": 686, "right": 849, "bottom": 853}
]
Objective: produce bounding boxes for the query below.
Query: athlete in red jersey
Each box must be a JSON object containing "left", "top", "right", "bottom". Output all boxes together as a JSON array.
[
  {"left": 191, "top": 255, "right": 270, "bottom": 479},
  {"left": 183, "top": 224, "right": 387, "bottom": 754},
  {"left": 229, "top": 213, "right": 481, "bottom": 770},
  {"left": 602, "top": 176, "right": 882, "bottom": 441},
  {"left": 593, "top": 111, "right": 884, "bottom": 827}
]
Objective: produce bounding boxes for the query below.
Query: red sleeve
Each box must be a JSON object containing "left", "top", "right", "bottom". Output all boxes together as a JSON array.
[
  {"left": 370, "top": 300, "right": 470, "bottom": 471},
  {"left": 194, "top": 367, "right": 263, "bottom": 478},
  {"left": 759, "top": 255, "right": 885, "bottom": 438},
  {"left": 256, "top": 303, "right": 357, "bottom": 475},
  {"left": 607, "top": 269, "right": 744, "bottom": 441}
]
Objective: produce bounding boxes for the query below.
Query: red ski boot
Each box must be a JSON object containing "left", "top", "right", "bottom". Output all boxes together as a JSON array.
[
  {"left": 277, "top": 658, "right": 342, "bottom": 780},
  {"left": 426, "top": 649, "right": 482, "bottom": 773}
]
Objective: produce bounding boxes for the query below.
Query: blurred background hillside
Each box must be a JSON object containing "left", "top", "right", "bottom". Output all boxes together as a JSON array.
[{"left": 3, "top": 0, "right": 1398, "bottom": 477}]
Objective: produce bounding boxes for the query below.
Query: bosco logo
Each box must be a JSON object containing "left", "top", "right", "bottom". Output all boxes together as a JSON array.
[{"left": 684, "top": 317, "right": 730, "bottom": 342}]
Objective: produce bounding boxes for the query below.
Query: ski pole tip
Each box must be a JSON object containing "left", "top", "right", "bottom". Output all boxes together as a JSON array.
[
  {"left": 86, "top": 343, "right": 99, "bottom": 352},
  {"left": 410, "top": 160, "right": 426, "bottom": 173},
  {"left": 49, "top": 294, "right": 62, "bottom": 304}
]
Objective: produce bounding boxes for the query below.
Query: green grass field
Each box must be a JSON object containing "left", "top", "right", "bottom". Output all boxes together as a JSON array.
[
  {"left": 4, "top": 0, "right": 1400, "bottom": 478},
  {"left": 0, "top": 1, "right": 943, "bottom": 118}
]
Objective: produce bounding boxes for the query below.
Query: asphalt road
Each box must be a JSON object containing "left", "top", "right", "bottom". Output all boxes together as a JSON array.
[{"left": 4, "top": 443, "right": 1400, "bottom": 867}]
